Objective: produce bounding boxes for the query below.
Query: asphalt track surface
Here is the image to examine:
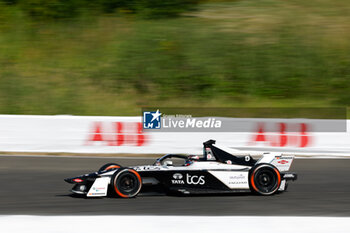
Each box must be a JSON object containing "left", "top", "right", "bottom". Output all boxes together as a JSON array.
[{"left": 0, "top": 155, "right": 349, "bottom": 216}]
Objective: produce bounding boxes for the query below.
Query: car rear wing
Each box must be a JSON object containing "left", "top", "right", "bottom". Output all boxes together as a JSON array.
[{"left": 257, "top": 153, "right": 295, "bottom": 172}]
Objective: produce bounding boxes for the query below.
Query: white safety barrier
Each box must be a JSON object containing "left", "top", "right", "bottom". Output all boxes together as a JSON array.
[
  {"left": 0, "top": 114, "right": 349, "bottom": 156},
  {"left": 0, "top": 215, "right": 349, "bottom": 233}
]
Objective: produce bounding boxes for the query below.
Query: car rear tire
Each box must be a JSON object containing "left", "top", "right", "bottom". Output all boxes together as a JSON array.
[
  {"left": 111, "top": 168, "right": 142, "bottom": 198},
  {"left": 249, "top": 163, "right": 281, "bottom": 195},
  {"left": 98, "top": 163, "right": 121, "bottom": 172}
]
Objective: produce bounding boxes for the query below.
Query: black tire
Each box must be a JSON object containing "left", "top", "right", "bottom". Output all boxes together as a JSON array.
[
  {"left": 249, "top": 163, "right": 281, "bottom": 195},
  {"left": 111, "top": 168, "right": 142, "bottom": 198},
  {"left": 98, "top": 163, "right": 121, "bottom": 172}
]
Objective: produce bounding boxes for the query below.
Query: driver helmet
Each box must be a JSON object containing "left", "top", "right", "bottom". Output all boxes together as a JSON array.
[
  {"left": 188, "top": 155, "right": 199, "bottom": 161},
  {"left": 184, "top": 160, "right": 193, "bottom": 166},
  {"left": 185, "top": 155, "right": 199, "bottom": 166},
  {"left": 154, "top": 161, "right": 161, "bottom": 166}
]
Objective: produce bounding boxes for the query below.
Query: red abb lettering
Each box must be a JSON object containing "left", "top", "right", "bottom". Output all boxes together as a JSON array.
[
  {"left": 116, "top": 122, "right": 124, "bottom": 146},
  {"left": 136, "top": 122, "right": 145, "bottom": 146},
  {"left": 300, "top": 123, "right": 309, "bottom": 147},
  {"left": 250, "top": 122, "right": 311, "bottom": 147},
  {"left": 87, "top": 122, "right": 148, "bottom": 146},
  {"left": 279, "top": 123, "right": 287, "bottom": 147},
  {"left": 254, "top": 123, "right": 266, "bottom": 142},
  {"left": 91, "top": 122, "right": 103, "bottom": 142}
]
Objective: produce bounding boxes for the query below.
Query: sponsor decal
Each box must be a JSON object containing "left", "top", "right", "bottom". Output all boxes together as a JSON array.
[
  {"left": 229, "top": 181, "right": 247, "bottom": 185},
  {"left": 92, "top": 187, "right": 106, "bottom": 192},
  {"left": 186, "top": 174, "right": 205, "bottom": 185},
  {"left": 228, "top": 173, "right": 248, "bottom": 185},
  {"left": 173, "top": 173, "right": 183, "bottom": 179},
  {"left": 276, "top": 156, "right": 293, "bottom": 160},
  {"left": 229, "top": 174, "right": 245, "bottom": 179},
  {"left": 171, "top": 173, "right": 185, "bottom": 184},
  {"left": 88, "top": 192, "right": 106, "bottom": 196},
  {"left": 171, "top": 180, "right": 184, "bottom": 184},
  {"left": 171, "top": 173, "right": 205, "bottom": 185},
  {"left": 277, "top": 160, "right": 289, "bottom": 164},
  {"left": 134, "top": 166, "right": 160, "bottom": 171}
]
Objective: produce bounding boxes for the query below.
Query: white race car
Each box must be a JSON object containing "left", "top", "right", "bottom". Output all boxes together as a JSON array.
[{"left": 65, "top": 140, "right": 297, "bottom": 197}]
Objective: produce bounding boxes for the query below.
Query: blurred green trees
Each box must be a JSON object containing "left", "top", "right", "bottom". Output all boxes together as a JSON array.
[
  {"left": 0, "top": 0, "right": 200, "bottom": 19},
  {"left": 18, "top": 0, "right": 81, "bottom": 19},
  {"left": 0, "top": 0, "right": 349, "bottom": 115}
]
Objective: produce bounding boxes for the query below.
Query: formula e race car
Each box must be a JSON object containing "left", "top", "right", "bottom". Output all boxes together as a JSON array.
[{"left": 65, "top": 140, "right": 297, "bottom": 198}]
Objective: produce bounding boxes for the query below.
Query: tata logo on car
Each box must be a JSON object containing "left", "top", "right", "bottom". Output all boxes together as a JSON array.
[
  {"left": 173, "top": 173, "right": 183, "bottom": 179},
  {"left": 186, "top": 174, "right": 205, "bottom": 185},
  {"left": 171, "top": 173, "right": 185, "bottom": 184}
]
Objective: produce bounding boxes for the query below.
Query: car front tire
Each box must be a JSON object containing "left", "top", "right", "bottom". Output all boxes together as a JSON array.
[{"left": 111, "top": 168, "right": 142, "bottom": 198}]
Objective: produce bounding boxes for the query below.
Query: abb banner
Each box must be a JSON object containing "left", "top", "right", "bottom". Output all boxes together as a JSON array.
[{"left": 0, "top": 114, "right": 349, "bottom": 156}]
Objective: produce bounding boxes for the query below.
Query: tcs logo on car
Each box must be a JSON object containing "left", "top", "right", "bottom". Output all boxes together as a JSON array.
[{"left": 186, "top": 174, "right": 205, "bottom": 185}]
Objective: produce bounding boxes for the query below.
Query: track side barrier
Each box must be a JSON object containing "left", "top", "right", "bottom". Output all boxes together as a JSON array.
[{"left": 0, "top": 115, "right": 349, "bottom": 156}]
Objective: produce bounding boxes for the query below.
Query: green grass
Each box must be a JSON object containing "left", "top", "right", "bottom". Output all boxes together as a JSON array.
[{"left": 0, "top": 0, "right": 350, "bottom": 116}]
